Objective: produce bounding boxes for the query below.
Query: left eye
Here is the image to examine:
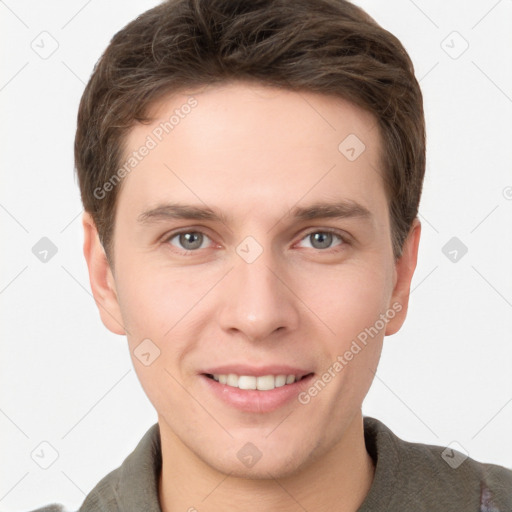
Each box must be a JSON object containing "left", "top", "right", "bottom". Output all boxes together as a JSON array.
[{"left": 297, "top": 230, "right": 345, "bottom": 250}]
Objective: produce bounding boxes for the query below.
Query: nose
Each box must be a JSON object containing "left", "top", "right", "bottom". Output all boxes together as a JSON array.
[{"left": 217, "top": 243, "right": 300, "bottom": 343}]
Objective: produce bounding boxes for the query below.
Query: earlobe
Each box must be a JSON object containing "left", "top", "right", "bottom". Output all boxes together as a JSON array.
[
  {"left": 82, "top": 212, "right": 126, "bottom": 335},
  {"left": 385, "top": 218, "right": 421, "bottom": 336}
]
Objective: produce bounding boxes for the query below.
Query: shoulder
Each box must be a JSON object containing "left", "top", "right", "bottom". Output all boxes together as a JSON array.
[
  {"left": 402, "top": 434, "right": 512, "bottom": 507},
  {"left": 362, "top": 416, "right": 512, "bottom": 511},
  {"left": 26, "top": 423, "right": 161, "bottom": 512}
]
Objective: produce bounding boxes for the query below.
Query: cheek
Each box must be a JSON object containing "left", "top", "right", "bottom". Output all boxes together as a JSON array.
[
  {"left": 115, "top": 264, "right": 194, "bottom": 334},
  {"left": 114, "top": 268, "right": 200, "bottom": 410},
  {"left": 298, "top": 261, "right": 390, "bottom": 341}
]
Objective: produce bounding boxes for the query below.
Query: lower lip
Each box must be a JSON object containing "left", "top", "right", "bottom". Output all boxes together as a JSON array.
[{"left": 200, "top": 374, "right": 315, "bottom": 413}]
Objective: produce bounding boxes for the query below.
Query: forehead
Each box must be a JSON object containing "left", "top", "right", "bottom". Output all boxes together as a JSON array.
[{"left": 117, "top": 81, "right": 387, "bottom": 230}]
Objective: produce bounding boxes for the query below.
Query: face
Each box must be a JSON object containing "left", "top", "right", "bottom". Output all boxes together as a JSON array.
[{"left": 84, "top": 81, "right": 420, "bottom": 479}]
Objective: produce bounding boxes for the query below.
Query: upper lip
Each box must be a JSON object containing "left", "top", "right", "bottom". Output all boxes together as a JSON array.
[{"left": 201, "top": 365, "right": 313, "bottom": 379}]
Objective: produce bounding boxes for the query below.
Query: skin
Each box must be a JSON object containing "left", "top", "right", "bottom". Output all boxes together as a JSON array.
[{"left": 83, "top": 81, "right": 421, "bottom": 512}]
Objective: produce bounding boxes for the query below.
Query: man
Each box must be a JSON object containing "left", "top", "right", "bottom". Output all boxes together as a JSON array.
[{"left": 32, "top": 0, "right": 512, "bottom": 510}]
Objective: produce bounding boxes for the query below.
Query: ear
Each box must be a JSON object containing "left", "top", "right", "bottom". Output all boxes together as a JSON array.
[
  {"left": 82, "top": 212, "right": 126, "bottom": 335},
  {"left": 385, "top": 217, "right": 421, "bottom": 336}
]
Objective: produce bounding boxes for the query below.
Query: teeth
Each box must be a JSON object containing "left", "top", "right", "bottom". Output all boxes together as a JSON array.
[
  {"left": 211, "top": 373, "right": 299, "bottom": 390},
  {"left": 275, "top": 375, "right": 286, "bottom": 387}
]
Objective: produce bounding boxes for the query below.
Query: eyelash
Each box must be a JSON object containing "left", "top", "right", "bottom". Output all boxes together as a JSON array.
[{"left": 162, "top": 228, "right": 350, "bottom": 254}]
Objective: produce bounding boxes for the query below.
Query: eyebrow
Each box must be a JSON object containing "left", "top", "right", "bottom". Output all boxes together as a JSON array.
[{"left": 137, "top": 200, "right": 373, "bottom": 225}]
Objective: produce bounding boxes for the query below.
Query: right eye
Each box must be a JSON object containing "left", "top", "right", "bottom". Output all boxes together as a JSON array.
[{"left": 164, "top": 230, "right": 214, "bottom": 252}]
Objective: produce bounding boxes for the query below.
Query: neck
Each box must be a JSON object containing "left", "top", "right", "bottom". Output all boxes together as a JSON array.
[{"left": 158, "top": 412, "right": 375, "bottom": 512}]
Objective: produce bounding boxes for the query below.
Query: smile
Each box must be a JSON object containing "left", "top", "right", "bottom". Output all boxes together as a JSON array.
[{"left": 205, "top": 373, "right": 311, "bottom": 390}]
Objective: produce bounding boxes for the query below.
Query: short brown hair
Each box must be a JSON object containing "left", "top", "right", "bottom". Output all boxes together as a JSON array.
[{"left": 75, "top": 0, "right": 425, "bottom": 264}]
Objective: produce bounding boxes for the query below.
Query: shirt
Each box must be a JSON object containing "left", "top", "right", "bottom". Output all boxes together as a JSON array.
[{"left": 29, "top": 416, "right": 512, "bottom": 511}]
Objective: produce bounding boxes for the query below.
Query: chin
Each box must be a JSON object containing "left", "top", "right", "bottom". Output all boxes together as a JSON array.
[
  {"left": 201, "top": 437, "right": 317, "bottom": 480},
  {"left": 214, "top": 453, "right": 308, "bottom": 480}
]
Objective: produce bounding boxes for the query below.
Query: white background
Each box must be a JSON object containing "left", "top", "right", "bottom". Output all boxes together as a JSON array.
[{"left": 1, "top": 0, "right": 511, "bottom": 510}]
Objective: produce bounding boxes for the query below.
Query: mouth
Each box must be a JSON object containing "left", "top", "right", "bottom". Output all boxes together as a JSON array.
[
  {"left": 199, "top": 367, "right": 316, "bottom": 413},
  {"left": 203, "top": 372, "right": 314, "bottom": 391},
  {"left": 199, "top": 364, "right": 316, "bottom": 412}
]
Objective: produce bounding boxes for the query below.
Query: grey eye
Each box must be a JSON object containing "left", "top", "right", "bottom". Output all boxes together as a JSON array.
[
  {"left": 302, "top": 231, "right": 344, "bottom": 250},
  {"left": 170, "top": 232, "right": 208, "bottom": 251},
  {"left": 310, "top": 232, "right": 332, "bottom": 249}
]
